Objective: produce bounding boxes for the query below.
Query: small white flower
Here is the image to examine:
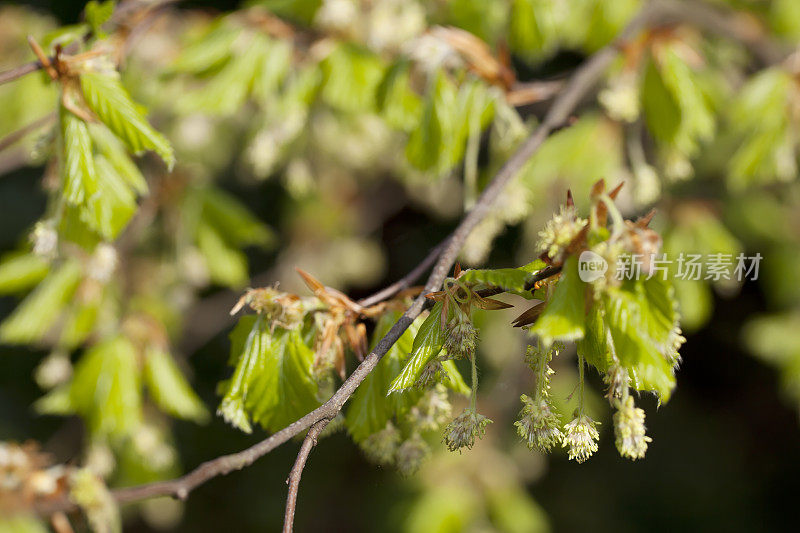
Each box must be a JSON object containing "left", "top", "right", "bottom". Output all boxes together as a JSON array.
[
  {"left": 599, "top": 72, "right": 640, "bottom": 123},
  {"left": 87, "top": 244, "right": 118, "bottom": 282},
  {"left": 31, "top": 221, "right": 58, "bottom": 258},
  {"left": 35, "top": 351, "right": 72, "bottom": 389},
  {"left": 613, "top": 396, "right": 652, "bottom": 460},
  {"left": 367, "top": 0, "right": 426, "bottom": 52},
  {"left": 515, "top": 395, "right": 563, "bottom": 452},
  {"left": 633, "top": 163, "right": 661, "bottom": 207},
  {"left": 315, "top": 0, "right": 359, "bottom": 34},
  {"left": 404, "top": 33, "right": 463, "bottom": 74},
  {"left": 537, "top": 206, "right": 587, "bottom": 263},
  {"left": 562, "top": 414, "right": 600, "bottom": 463}
]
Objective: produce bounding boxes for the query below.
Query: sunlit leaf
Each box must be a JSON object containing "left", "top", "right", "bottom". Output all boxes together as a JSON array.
[
  {"left": 0, "top": 260, "right": 82, "bottom": 345},
  {"left": 81, "top": 71, "right": 175, "bottom": 168},
  {"left": 389, "top": 303, "right": 446, "bottom": 392},
  {"left": 0, "top": 253, "right": 49, "bottom": 295},
  {"left": 145, "top": 347, "right": 209, "bottom": 423},
  {"left": 529, "top": 256, "right": 586, "bottom": 345},
  {"left": 69, "top": 336, "right": 142, "bottom": 438}
]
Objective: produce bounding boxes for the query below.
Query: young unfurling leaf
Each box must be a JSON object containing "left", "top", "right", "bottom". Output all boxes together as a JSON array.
[
  {"left": 218, "top": 316, "right": 320, "bottom": 433},
  {"left": 603, "top": 288, "right": 676, "bottom": 401},
  {"left": 0, "top": 260, "right": 82, "bottom": 344},
  {"left": 529, "top": 256, "right": 587, "bottom": 346},
  {"left": 458, "top": 268, "right": 533, "bottom": 298},
  {"left": 80, "top": 71, "right": 175, "bottom": 168},
  {"left": 61, "top": 107, "right": 98, "bottom": 204},
  {"left": 0, "top": 253, "right": 49, "bottom": 295},
  {"left": 144, "top": 347, "right": 209, "bottom": 424},
  {"left": 69, "top": 336, "right": 143, "bottom": 438},
  {"left": 389, "top": 303, "right": 446, "bottom": 393},
  {"left": 346, "top": 312, "right": 422, "bottom": 442}
]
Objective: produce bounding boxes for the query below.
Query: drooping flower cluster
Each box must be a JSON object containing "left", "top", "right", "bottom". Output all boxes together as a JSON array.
[
  {"left": 562, "top": 414, "right": 600, "bottom": 464},
  {"left": 415, "top": 358, "right": 447, "bottom": 388},
  {"left": 443, "top": 307, "right": 478, "bottom": 360},
  {"left": 613, "top": 395, "right": 651, "bottom": 460},
  {"left": 361, "top": 422, "right": 401, "bottom": 465},
  {"left": 409, "top": 385, "right": 452, "bottom": 432},
  {"left": 395, "top": 433, "right": 431, "bottom": 476},
  {"left": 442, "top": 408, "right": 492, "bottom": 453},
  {"left": 515, "top": 395, "right": 563, "bottom": 452},
  {"left": 516, "top": 343, "right": 565, "bottom": 452}
]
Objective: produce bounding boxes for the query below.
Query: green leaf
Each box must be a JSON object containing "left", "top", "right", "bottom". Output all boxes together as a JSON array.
[
  {"left": 0, "top": 260, "right": 82, "bottom": 344},
  {"left": 219, "top": 316, "right": 321, "bottom": 433},
  {"left": 604, "top": 289, "right": 676, "bottom": 401},
  {"left": 389, "top": 303, "right": 446, "bottom": 392},
  {"left": 628, "top": 276, "right": 683, "bottom": 361},
  {"left": 69, "top": 336, "right": 142, "bottom": 438},
  {"left": 459, "top": 268, "right": 532, "bottom": 297},
  {"left": 86, "top": 155, "right": 137, "bottom": 240},
  {"left": 659, "top": 47, "right": 715, "bottom": 154},
  {"left": 377, "top": 62, "right": 422, "bottom": 132},
  {"left": 90, "top": 124, "right": 148, "bottom": 195},
  {"left": 80, "top": 71, "right": 175, "bottom": 168},
  {"left": 180, "top": 34, "right": 269, "bottom": 115},
  {"left": 441, "top": 359, "right": 471, "bottom": 395},
  {"left": 35, "top": 385, "right": 74, "bottom": 416},
  {"left": 59, "top": 300, "right": 100, "bottom": 350},
  {"left": 519, "top": 114, "right": 623, "bottom": 192},
  {"left": 144, "top": 347, "right": 209, "bottom": 423},
  {"left": 200, "top": 187, "right": 275, "bottom": 248},
  {"left": 170, "top": 22, "right": 238, "bottom": 74},
  {"left": 61, "top": 107, "right": 97, "bottom": 204},
  {"left": 509, "top": 0, "right": 549, "bottom": 55},
  {"left": 253, "top": 38, "right": 292, "bottom": 101},
  {"left": 0, "top": 514, "right": 50, "bottom": 533},
  {"left": 727, "top": 69, "right": 794, "bottom": 189},
  {"left": 196, "top": 222, "right": 249, "bottom": 288},
  {"left": 218, "top": 316, "right": 263, "bottom": 433},
  {"left": 577, "top": 303, "right": 611, "bottom": 373},
  {"left": 321, "top": 43, "right": 385, "bottom": 113},
  {"left": 245, "top": 329, "right": 321, "bottom": 433},
  {"left": 642, "top": 56, "right": 681, "bottom": 149},
  {"left": 346, "top": 312, "right": 421, "bottom": 442},
  {"left": 0, "top": 253, "right": 49, "bottom": 295},
  {"left": 529, "top": 256, "right": 586, "bottom": 345},
  {"left": 85, "top": 0, "right": 114, "bottom": 36}
]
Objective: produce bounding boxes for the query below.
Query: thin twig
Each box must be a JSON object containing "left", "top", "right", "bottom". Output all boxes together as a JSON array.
[
  {"left": 0, "top": 60, "right": 42, "bottom": 86},
  {"left": 282, "top": 420, "right": 328, "bottom": 533},
  {"left": 0, "top": 112, "right": 56, "bottom": 154},
  {"left": 357, "top": 239, "right": 449, "bottom": 308},
  {"left": 28, "top": 0, "right": 792, "bottom": 521}
]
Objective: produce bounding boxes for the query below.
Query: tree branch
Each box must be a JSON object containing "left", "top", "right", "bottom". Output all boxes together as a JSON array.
[
  {"left": 0, "top": 112, "right": 56, "bottom": 154},
  {"left": 0, "top": 60, "right": 43, "bottom": 86},
  {"left": 30, "top": 0, "right": 791, "bottom": 523},
  {"left": 356, "top": 239, "right": 448, "bottom": 308},
  {"left": 282, "top": 420, "right": 328, "bottom": 533}
]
